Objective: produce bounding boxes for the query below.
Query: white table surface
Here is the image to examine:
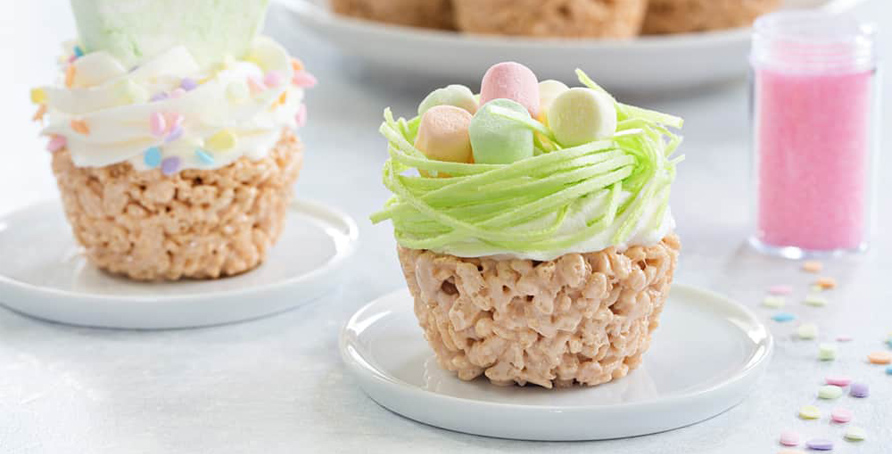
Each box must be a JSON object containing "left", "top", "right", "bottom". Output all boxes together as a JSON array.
[{"left": 2, "top": 1, "right": 891, "bottom": 453}]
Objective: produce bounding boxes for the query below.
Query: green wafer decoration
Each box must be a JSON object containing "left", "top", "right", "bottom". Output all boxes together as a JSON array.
[{"left": 370, "top": 70, "right": 684, "bottom": 254}]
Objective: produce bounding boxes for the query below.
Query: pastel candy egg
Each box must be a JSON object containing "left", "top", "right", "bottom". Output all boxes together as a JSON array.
[
  {"left": 469, "top": 99, "right": 534, "bottom": 165},
  {"left": 418, "top": 85, "right": 478, "bottom": 116},
  {"left": 538, "top": 80, "right": 569, "bottom": 123},
  {"left": 479, "top": 62, "right": 540, "bottom": 117},
  {"left": 414, "top": 105, "right": 474, "bottom": 165},
  {"left": 548, "top": 87, "right": 617, "bottom": 147}
]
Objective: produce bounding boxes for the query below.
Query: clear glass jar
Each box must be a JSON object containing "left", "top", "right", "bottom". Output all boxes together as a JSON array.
[{"left": 749, "top": 11, "right": 879, "bottom": 259}]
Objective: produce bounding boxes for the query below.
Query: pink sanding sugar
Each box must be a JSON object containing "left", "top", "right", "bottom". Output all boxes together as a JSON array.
[{"left": 755, "top": 67, "right": 873, "bottom": 251}]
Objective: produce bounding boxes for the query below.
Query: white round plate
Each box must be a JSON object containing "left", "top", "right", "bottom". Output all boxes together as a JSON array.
[
  {"left": 279, "top": 0, "right": 863, "bottom": 92},
  {"left": 0, "top": 199, "right": 358, "bottom": 329},
  {"left": 341, "top": 285, "right": 773, "bottom": 441}
]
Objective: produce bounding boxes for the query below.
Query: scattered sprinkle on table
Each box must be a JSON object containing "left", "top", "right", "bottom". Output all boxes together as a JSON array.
[
  {"left": 772, "top": 313, "right": 796, "bottom": 323},
  {"left": 818, "top": 343, "right": 837, "bottom": 361},
  {"left": 804, "top": 295, "right": 828, "bottom": 307},
  {"left": 814, "top": 277, "right": 837, "bottom": 290},
  {"left": 809, "top": 285, "right": 824, "bottom": 293},
  {"left": 886, "top": 365, "right": 892, "bottom": 375},
  {"left": 867, "top": 351, "right": 891, "bottom": 365},
  {"left": 763, "top": 296, "right": 786, "bottom": 309},
  {"left": 844, "top": 426, "right": 866, "bottom": 442},
  {"left": 802, "top": 261, "right": 823, "bottom": 273},
  {"left": 777, "top": 450, "right": 804, "bottom": 454},
  {"left": 805, "top": 439, "right": 833, "bottom": 451},
  {"left": 825, "top": 376, "right": 852, "bottom": 386},
  {"left": 831, "top": 408, "right": 853, "bottom": 423},
  {"left": 769, "top": 285, "right": 793, "bottom": 295},
  {"left": 850, "top": 382, "right": 869, "bottom": 398},
  {"left": 818, "top": 385, "right": 843, "bottom": 399},
  {"left": 836, "top": 335, "right": 853, "bottom": 342},
  {"left": 779, "top": 431, "right": 800, "bottom": 447},
  {"left": 799, "top": 405, "right": 821, "bottom": 419},
  {"left": 797, "top": 323, "right": 818, "bottom": 340}
]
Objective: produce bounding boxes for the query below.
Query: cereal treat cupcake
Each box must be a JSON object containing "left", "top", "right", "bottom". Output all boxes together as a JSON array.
[
  {"left": 452, "top": 0, "right": 648, "bottom": 38},
  {"left": 371, "top": 62, "right": 684, "bottom": 388},
  {"left": 31, "top": 0, "right": 317, "bottom": 280},
  {"left": 331, "top": 0, "right": 455, "bottom": 30},
  {"left": 643, "top": 0, "right": 782, "bottom": 34}
]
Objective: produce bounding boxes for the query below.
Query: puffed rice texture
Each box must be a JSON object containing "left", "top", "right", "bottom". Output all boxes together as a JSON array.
[
  {"left": 643, "top": 0, "right": 781, "bottom": 34},
  {"left": 399, "top": 234, "right": 680, "bottom": 388},
  {"left": 331, "top": 0, "right": 455, "bottom": 30},
  {"left": 452, "top": 0, "right": 648, "bottom": 38},
  {"left": 50, "top": 129, "right": 303, "bottom": 281}
]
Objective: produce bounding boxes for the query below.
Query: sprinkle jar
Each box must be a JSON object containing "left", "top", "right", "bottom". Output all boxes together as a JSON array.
[{"left": 749, "top": 11, "right": 879, "bottom": 258}]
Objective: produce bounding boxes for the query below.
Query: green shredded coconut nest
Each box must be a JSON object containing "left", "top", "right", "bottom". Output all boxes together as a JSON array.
[{"left": 370, "top": 70, "right": 684, "bottom": 254}]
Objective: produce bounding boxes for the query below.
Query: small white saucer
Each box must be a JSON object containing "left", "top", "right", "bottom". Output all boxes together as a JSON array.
[
  {"left": 0, "top": 199, "right": 358, "bottom": 329},
  {"left": 341, "top": 285, "right": 773, "bottom": 441}
]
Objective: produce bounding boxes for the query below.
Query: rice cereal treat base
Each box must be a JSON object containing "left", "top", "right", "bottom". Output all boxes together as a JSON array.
[
  {"left": 398, "top": 234, "right": 680, "bottom": 389},
  {"left": 452, "top": 0, "right": 649, "bottom": 38},
  {"left": 50, "top": 129, "right": 303, "bottom": 281},
  {"left": 643, "top": 0, "right": 782, "bottom": 34},
  {"left": 331, "top": 0, "right": 455, "bottom": 30}
]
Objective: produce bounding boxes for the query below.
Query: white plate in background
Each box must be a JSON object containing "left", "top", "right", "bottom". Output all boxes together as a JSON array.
[
  {"left": 341, "top": 285, "right": 773, "bottom": 441},
  {"left": 0, "top": 199, "right": 358, "bottom": 329},
  {"left": 279, "top": 0, "right": 866, "bottom": 92}
]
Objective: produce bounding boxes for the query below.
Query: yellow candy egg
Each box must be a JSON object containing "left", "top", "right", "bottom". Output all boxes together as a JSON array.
[
  {"left": 537, "top": 80, "right": 569, "bottom": 124},
  {"left": 414, "top": 105, "right": 474, "bottom": 169}
]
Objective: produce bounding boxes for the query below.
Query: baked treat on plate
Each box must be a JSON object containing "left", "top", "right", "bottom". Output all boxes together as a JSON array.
[
  {"left": 331, "top": 0, "right": 455, "bottom": 30},
  {"left": 371, "top": 62, "right": 684, "bottom": 388},
  {"left": 643, "top": 0, "right": 782, "bottom": 34},
  {"left": 31, "top": 0, "right": 317, "bottom": 280},
  {"left": 452, "top": 0, "right": 649, "bottom": 38}
]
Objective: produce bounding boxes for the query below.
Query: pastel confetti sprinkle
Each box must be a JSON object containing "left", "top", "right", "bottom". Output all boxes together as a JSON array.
[
  {"left": 46, "top": 135, "right": 66, "bottom": 153},
  {"left": 296, "top": 103, "right": 307, "bottom": 127},
  {"left": 844, "top": 426, "right": 866, "bottom": 441},
  {"left": 143, "top": 147, "right": 162, "bottom": 168},
  {"left": 180, "top": 77, "right": 198, "bottom": 91},
  {"left": 292, "top": 70, "right": 318, "bottom": 88},
  {"left": 247, "top": 75, "right": 265, "bottom": 94},
  {"left": 836, "top": 335, "right": 853, "bottom": 342},
  {"left": 805, "top": 439, "right": 833, "bottom": 451},
  {"left": 205, "top": 129, "right": 237, "bottom": 151},
  {"left": 825, "top": 376, "right": 852, "bottom": 386},
  {"left": 849, "top": 382, "right": 869, "bottom": 398},
  {"left": 73, "top": 45, "right": 84, "bottom": 57},
  {"left": 814, "top": 277, "right": 837, "bottom": 289},
  {"left": 150, "top": 92, "right": 169, "bottom": 102},
  {"left": 763, "top": 296, "right": 786, "bottom": 308},
  {"left": 868, "top": 351, "right": 891, "bottom": 364},
  {"left": 818, "top": 384, "right": 843, "bottom": 399},
  {"left": 802, "top": 261, "right": 823, "bottom": 273},
  {"left": 831, "top": 408, "right": 852, "bottom": 423},
  {"left": 70, "top": 119, "right": 90, "bottom": 135},
  {"left": 818, "top": 343, "right": 837, "bottom": 361},
  {"left": 150, "top": 112, "right": 167, "bottom": 137},
  {"left": 161, "top": 156, "right": 181, "bottom": 176},
  {"left": 799, "top": 405, "right": 820, "bottom": 419},
  {"left": 277, "top": 91, "right": 288, "bottom": 106},
  {"left": 170, "top": 88, "right": 187, "bottom": 99},
  {"left": 264, "top": 70, "right": 285, "bottom": 88},
  {"left": 796, "top": 323, "right": 818, "bottom": 340},
  {"left": 195, "top": 149, "right": 215, "bottom": 165},
  {"left": 164, "top": 112, "right": 185, "bottom": 130},
  {"left": 886, "top": 365, "right": 892, "bottom": 375},
  {"left": 32, "top": 104, "right": 47, "bottom": 122},
  {"left": 30, "top": 87, "right": 47, "bottom": 104},
  {"left": 768, "top": 285, "right": 793, "bottom": 295},
  {"left": 65, "top": 65, "right": 76, "bottom": 88},
  {"left": 772, "top": 312, "right": 795, "bottom": 323},
  {"left": 803, "top": 295, "right": 828, "bottom": 307},
  {"left": 290, "top": 58, "right": 305, "bottom": 72},
  {"left": 67, "top": 55, "right": 77, "bottom": 64},
  {"left": 165, "top": 125, "right": 184, "bottom": 143},
  {"left": 779, "top": 431, "right": 800, "bottom": 447},
  {"left": 777, "top": 450, "right": 804, "bottom": 454}
]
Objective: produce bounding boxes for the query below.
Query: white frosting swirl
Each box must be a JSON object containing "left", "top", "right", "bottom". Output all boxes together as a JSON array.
[{"left": 40, "top": 36, "right": 304, "bottom": 172}]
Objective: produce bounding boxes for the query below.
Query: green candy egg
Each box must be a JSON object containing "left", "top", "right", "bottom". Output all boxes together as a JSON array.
[
  {"left": 469, "top": 99, "right": 534, "bottom": 165},
  {"left": 418, "top": 84, "right": 479, "bottom": 116},
  {"left": 548, "top": 87, "right": 617, "bottom": 147}
]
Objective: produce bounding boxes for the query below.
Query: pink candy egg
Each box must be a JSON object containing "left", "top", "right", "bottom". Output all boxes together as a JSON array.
[{"left": 479, "top": 62, "right": 540, "bottom": 117}]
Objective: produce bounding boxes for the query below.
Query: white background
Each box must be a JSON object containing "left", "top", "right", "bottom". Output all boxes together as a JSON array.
[{"left": 1, "top": 1, "right": 891, "bottom": 453}]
